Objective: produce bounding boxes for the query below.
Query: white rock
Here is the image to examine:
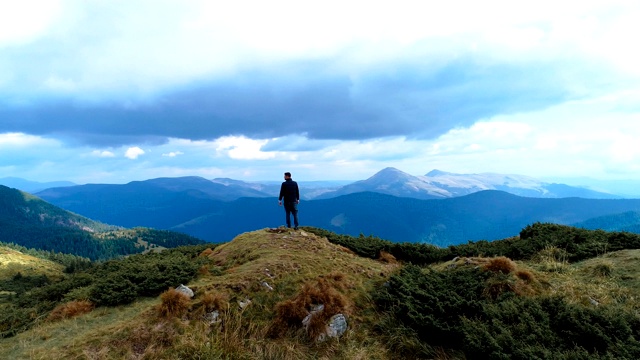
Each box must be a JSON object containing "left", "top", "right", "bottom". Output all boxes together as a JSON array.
[{"left": 175, "top": 284, "right": 194, "bottom": 298}]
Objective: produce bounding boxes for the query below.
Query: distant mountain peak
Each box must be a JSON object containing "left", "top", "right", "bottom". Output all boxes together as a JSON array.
[
  {"left": 425, "top": 169, "right": 453, "bottom": 177},
  {"left": 377, "top": 167, "right": 404, "bottom": 174},
  {"left": 370, "top": 167, "right": 411, "bottom": 178}
]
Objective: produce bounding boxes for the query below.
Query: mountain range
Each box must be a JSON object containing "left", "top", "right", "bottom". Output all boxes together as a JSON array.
[
  {"left": 315, "top": 167, "right": 620, "bottom": 199},
  {"left": 0, "top": 177, "right": 75, "bottom": 193},
  {"left": 3, "top": 167, "right": 624, "bottom": 201},
  {"left": 34, "top": 184, "right": 640, "bottom": 245}
]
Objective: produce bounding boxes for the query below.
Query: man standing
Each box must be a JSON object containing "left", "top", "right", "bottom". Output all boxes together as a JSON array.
[{"left": 278, "top": 172, "right": 300, "bottom": 230}]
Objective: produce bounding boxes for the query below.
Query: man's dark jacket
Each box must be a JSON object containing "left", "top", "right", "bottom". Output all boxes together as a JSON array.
[{"left": 279, "top": 179, "right": 299, "bottom": 203}]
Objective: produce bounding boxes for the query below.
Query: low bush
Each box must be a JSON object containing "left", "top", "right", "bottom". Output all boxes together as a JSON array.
[
  {"left": 374, "top": 263, "right": 640, "bottom": 358},
  {"left": 461, "top": 296, "right": 640, "bottom": 359},
  {"left": 374, "top": 264, "right": 489, "bottom": 349}
]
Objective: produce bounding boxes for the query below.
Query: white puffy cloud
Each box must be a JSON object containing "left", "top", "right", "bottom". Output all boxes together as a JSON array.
[
  {"left": 124, "top": 146, "right": 145, "bottom": 159},
  {"left": 214, "top": 136, "right": 275, "bottom": 160}
]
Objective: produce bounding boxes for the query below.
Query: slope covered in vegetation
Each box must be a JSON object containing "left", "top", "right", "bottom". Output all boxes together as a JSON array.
[
  {"left": 0, "top": 185, "right": 205, "bottom": 260},
  {"left": 0, "top": 223, "right": 639, "bottom": 359}
]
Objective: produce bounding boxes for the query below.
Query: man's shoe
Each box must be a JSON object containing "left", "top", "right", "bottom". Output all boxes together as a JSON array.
[{"left": 294, "top": 226, "right": 298, "bottom": 230}]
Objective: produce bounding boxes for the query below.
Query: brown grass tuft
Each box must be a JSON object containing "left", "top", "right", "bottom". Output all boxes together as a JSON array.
[
  {"left": 199, "top": 248, "right": 214, "bottom": 257},
  {"left": 378, "top": 251, "right": 398, "bottom": 264},
  {"left": 198, "top": 265, "right": 210, "bottom": 275},
  {"left": 47, "top": 300, "right": 94, "bottom": 322},
  {"left": 157, "top": 288, "right": 191, "bottom": 318},
  {"left": 269, "top": 277, "right": 350, "bottom": 339},
  {"left": 592, "top": 263, "right": 613, "bottom": 277},
  {"left": 484, "top": 277, "right": 516, "bottom": 300},
  {"left": 484, "top": 256, "right": 516, "bottom": 274},
  {"left": 515, "top": 270, "right": 536, "bottom": 283},
  {"left": 200, "top": 291, "right": 229, "bottom": 312}
]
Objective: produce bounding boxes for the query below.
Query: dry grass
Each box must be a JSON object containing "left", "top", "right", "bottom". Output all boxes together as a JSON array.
[
  {"left": 515, "top": 269, "right": 536, "bottom": 283},
  {"left": 533, "top": 246, "right": 570, "bottom": 273},
  {"left": 47, "top": 300, "right": 95, "bottom": 322},
  {"left": 199, "top": 248, "right": 214, "bottom": 257},
  {"left": 270, "top": 276, "right": 351, "bottom": 340},
  {"left": 197, "top": 264, "right": 210, "bottom": 275},
  {"left": 199, "top": 291, "right": 229, "bottom": 312},
  {"left": 523, "top": 249, "right": 640, "bottom": 312},
  {"left": 378, "top": 251, "right": 397, "bottom": 264},
  {"left": 0, "top": 229, "right": 397, "bottom": 359},
  {"left": 483, "top": 256, "right": 516, "bottom": 274},
  {"left": 157, "top": 289, "right": 191, "bottom": 318}
]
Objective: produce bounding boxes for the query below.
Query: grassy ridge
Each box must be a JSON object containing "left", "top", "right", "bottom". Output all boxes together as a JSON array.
[{"left": 2, "top": 224, "right": 640, "bottom": 358}]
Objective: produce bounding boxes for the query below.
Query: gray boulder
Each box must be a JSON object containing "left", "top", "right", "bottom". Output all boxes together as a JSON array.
[{"left": 175, "top": 284, "right": 194, "bottom": 298}]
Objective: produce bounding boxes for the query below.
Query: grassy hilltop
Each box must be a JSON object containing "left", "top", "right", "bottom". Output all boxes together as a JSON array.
[{"left": 1, "top": 224, "right": 640, "bottom": 359}]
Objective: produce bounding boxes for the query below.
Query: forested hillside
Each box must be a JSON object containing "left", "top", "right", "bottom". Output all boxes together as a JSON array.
[{"left": 0, "top": 185, "right": 204, "bottom": 260}]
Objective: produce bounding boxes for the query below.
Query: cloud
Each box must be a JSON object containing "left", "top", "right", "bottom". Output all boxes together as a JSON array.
[
  {"left": 124, "top": 146, "right": 144, "bottom": 159},
  {"left": 0, "top": 1, "right": 62, "bottom": 47},
  {"left": 215, "top": 136, "right": 275, "bottom": 160},
  {"left": 2, "top": 1, "right": 640, "bottom": 185},
  {"left": 0, "top": 56, "right": 608, "bottom": 147},
  {"left": 162, "top": 151, "right": 183, "bottom": 157},
  {"left": 91, "top": 150, "right": 115, "bottom": 158},
  {"left": 1, "top": 1, "right": 637, "bottom": 147}
]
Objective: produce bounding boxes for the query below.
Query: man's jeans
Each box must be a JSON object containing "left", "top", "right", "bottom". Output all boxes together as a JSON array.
[{"left": 284, "top": 202, "right": 299, "bottom": 228}]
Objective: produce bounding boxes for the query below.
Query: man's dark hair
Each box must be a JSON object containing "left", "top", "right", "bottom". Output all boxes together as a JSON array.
[{"left": 284, "top": 172, "right": 291, "bottom": 177}]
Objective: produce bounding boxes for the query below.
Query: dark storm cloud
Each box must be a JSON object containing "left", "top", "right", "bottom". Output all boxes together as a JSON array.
[{"left": 0, "top": 58, "right": 593, "bottom": 146}]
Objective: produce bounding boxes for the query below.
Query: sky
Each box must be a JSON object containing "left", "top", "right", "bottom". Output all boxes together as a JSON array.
[{"left": 2, "top": 0, "right": 640, "bottom": 185}]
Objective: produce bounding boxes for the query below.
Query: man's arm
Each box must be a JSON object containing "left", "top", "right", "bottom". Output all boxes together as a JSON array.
[{"left": 295, "top": 183, "right": 300, "bottom": 203}]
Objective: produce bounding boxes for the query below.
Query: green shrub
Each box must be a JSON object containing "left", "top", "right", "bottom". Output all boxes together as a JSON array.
[
  {"left": 461, "top": 296, "right": 640, "bottom": 359},
  {"left": 373, "top": 259, "right": 640, "bottom": 358},
  {"left": 90, "top": 275, "right": 139, "bottom": 306},
  {"left": 374, "top": 264, "right": 489, "bottom": 348}
]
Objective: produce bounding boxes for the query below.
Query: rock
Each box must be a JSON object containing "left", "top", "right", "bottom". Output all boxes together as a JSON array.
[
  {"left": 204, "top": 310, "right": 220, "bottom": 324},
  {"left": 238, "top": 298, "right": 252, "bottom": 310},
  {"left": 302, "top": 306, "right": 347, "bottom": 342},
  {"left": 588, "top": 297, "right": 600, "bottom": 306},
  {"left": 175, "top": 284, "right": 194, "bottom": 298},
  {"left": 264, "top": 268, "right": 275, "bottom": 278},
  {"left": 261, "top": 281, "right": 274, "bottom": 291},
  {"left": 302, "top": 304, "right": 325, "bottom": 329},
  {"left": 326, "top": 314, "right": 347, "bottom": 338}
]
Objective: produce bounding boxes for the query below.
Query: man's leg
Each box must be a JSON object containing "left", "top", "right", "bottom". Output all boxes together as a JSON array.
[
  {"left": 284, "top": 204, "right": 292, "bottom": 228},
  {"left": 292, "top": 203, "right": 299, "bottom": 229}
]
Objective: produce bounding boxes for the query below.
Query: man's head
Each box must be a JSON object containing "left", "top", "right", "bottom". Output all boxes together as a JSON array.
[{"left": 284, "top": 172, "right": 292, "bottom": 180}]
